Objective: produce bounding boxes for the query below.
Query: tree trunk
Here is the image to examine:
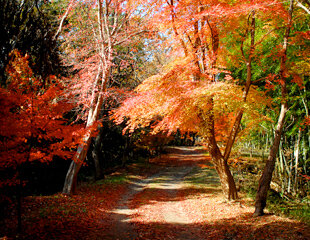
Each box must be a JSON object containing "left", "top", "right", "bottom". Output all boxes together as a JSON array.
[
  {"left": 213, "top": 151, "right": 238, "bottom": 200},
  {"left": 63, "top": 80, "right": 105, "bottom": 194},
  {"left": 254, "top": 0, "right": 293, "bottom": 216},
  {"left": 206, "top": 11, "right": 256, "bottom": 201},
  {"left": 254, "top": 107, "right": 286, "bottom": 215},
  {"left": 204, "top": 99, "right": 238, "bottom": 200},
  {"left": 207, "top": 141, "right": 238, "bottom": 200},
  {"left": 293, "top": 129, "right": 301, "bottom": 193},
  {"left": 62, "top": 0, "right": 111, "bottom": 193},
  {"left": 253, "top": 62, "right": 289, "bottom": 214},
  {"left": 62, "top": 132, "right": 93, "bottom": 194},
  {"left": 92, "top": 130, "right": 104, "bottom": 180}
]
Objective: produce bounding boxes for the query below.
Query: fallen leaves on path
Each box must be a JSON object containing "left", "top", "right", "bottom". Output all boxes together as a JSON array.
[
  {"left": 1, "top": 181, "right": 127, "bottom": 239},
  {"left": 128, "top": 147, "right": 310, "bottom": 240},
  {"left": 1, "top": 147, "right": 309, "bottom": 240}
]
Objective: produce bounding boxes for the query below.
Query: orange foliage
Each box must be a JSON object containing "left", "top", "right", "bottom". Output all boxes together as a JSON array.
[
  {"left": 0, "top": 50, "right": 83, "bottom": 187},
  {"left": 112, "top": 0, "right": 275, "bottom": 144},
  {"left": 112, "top": 60, "right": 268, "bottom": 142}
]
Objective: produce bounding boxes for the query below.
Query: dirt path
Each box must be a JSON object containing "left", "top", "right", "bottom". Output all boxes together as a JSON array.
[
  {"left": 110, "top": 164, "right": 196, "bottom": 239},
  {"left": 109, "top": 146, "right": 310, "bottom": 240},
  {"left": 3, "top": 146, "right": 309, "bottom": 239},
  {"left": 109, "top": 146, "right": 202, "bottom": 239},
  {"left": 110, "top": 171, "right": 161, "bottom": 239}
]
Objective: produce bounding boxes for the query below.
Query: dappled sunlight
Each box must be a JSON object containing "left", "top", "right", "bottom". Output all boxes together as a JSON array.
[
  {"left": 122, "top": 147, "right": 310, "bottom": 239},
  {"left": 128, "top": 192, "right": 309, "bottom": 239},
  {"left": 3, "top": 147, "right": 309, "bottom": 239}
]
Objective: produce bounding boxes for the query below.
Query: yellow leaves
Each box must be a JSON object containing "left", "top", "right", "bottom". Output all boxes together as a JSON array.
[
  {"left": 290, "top": 57, "right": 310, "bottom": 77},
  {"left": 114, "top": 53, "right": 270, "bottom": 141}
]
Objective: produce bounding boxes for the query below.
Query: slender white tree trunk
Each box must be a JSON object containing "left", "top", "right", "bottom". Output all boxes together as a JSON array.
[
  {"left": 293, "top": 129, "right": 301, "bottom": 193},
  {"left": 63, "top": 88, "right": 105, "bottom": 194}
]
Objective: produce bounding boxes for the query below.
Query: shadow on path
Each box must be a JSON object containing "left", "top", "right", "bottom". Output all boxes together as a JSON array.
[{"left": 107, "top": 146, "right": 310, "bottom": 240}]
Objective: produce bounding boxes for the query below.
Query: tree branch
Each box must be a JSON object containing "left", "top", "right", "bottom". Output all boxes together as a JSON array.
[
  {"left": 296, "top": 0, "right": 310, "bottom": 14},
  {"left": 53, "top": 0, "right": 75, "bottom": 41},
  {"left": 113, "top": 30, "right": 148, "bottom": 46}
]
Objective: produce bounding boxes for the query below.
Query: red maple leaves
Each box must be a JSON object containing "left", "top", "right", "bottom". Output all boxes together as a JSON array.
[{"left": 0, "top": 50, "right": 82, "bottom": 187}]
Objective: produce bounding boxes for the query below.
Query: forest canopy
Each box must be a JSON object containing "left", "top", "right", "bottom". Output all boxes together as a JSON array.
[{"left": 1, "top": 0, "right": 310, "bottom": 237}]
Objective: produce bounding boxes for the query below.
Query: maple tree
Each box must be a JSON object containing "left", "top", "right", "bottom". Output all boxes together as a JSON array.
[
  {"left": 113, "top": 0, "right": 287, "bottom": 200},
  {"left": 0, "top": 50, "right": 81, "bottom": 231}
]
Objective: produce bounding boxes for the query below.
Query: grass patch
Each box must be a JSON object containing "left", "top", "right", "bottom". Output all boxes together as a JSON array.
[
  {"left": 95, "top": 174, "right": 127, "bottom": 185},
  {"left": 266, "top": 192, "right": 310, "bottom": 225},
  {"left": 184, "top": 166, "right": 220, "bottom": 187}
]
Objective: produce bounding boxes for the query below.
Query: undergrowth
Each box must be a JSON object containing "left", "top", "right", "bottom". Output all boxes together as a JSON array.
[{"left": 235, "top": 168, "right": 310, "bottom": 226}]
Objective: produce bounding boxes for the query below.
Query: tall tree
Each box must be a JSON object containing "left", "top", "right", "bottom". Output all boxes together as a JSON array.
[
  {"left": 0, "top": 50, "right": 80, "bottom": 232},
  {"left": 254, "top": 0, "right": 295, "bottom": 216},
  {"left": 60, "top": 0, "right": 147, "bottom": 194},
  {"left": 113, "top": 0, "right": 285, "bottom": 200}
]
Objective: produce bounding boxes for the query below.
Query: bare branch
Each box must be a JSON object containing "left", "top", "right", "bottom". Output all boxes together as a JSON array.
[
  {"left": 113, "top": 30, "right": 148, "bottom": 46},
  {"left": 296, "top": 0, "right": 310, "bottom": 14},
  {"left": 53, "top": 0, "right": 75, "bottom": 41}
]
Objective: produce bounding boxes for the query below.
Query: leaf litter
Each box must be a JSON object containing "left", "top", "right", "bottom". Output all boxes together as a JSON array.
[{"left": 1, "top": 147, "right": 309, "bottom": 239}]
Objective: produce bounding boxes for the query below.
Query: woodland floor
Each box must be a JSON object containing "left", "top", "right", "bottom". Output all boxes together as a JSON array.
[{"left": 1, "top": 146, "right": 310, "bottom": 240}]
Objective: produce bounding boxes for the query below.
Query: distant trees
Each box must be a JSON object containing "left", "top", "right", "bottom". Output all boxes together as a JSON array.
[{"left": 0, "top": 0, "right": 63, "bottom": 85}]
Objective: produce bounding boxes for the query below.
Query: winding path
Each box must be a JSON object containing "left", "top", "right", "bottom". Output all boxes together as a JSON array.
[
  {"left": 106, "top": 147, "right": 310, "bottom": 240},
  {"left": 109, "top": 146, "right": 212, "bottom": 239}
]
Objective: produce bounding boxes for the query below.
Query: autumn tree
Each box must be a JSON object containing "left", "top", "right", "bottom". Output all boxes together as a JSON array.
[
  {"left": 58, "top": 0, "right": 147, "bottom": 194},
  {"left": 0, "top": 50, "right": 81, "bottom": 232},
  {"left": 253, "top": 0, "right": 309, "bottom": 216},
  {"left": 113, "top": 0, "right": 286, "bottom": 200}
]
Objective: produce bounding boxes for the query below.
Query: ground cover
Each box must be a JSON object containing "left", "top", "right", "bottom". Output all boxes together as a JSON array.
[{"left": 1, "top": 146, "right": 309, "bottom": 239}]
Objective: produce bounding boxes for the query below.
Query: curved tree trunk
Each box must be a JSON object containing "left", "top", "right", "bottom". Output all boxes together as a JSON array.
[
  {"left": 212, "top": 149, "right": 238, "bottom": 200},
  {"left": 254, "top": 104, "right": 287, "bottom": 215},
  {"left": 206, "top": 139, "right": 238, "bottom": 200},
  {"left": 206, "top": 10, "right": 256, "bottom": 200},
  {"left": 63, "top": 67, "right": 107, "bottom": 195},
  {"left": 62, "top": 130, "right": 94, "bottom": 194},
  {"left": 204, "top": 99, "right": 238, "bottom": 200},
  {"left": 62, "top": 98, "right": 103, "bottom": 194},
  {"left": 254, "top": 0, "right": 293, "bottom": 216}
]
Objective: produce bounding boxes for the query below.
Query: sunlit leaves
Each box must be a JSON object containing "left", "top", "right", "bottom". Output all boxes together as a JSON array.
[
  {"left": 113, "top": 57, "right": 268, "bottom": 140},
  {"left": 0, "top": 50, "right": 82, "bottom": 187}
]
